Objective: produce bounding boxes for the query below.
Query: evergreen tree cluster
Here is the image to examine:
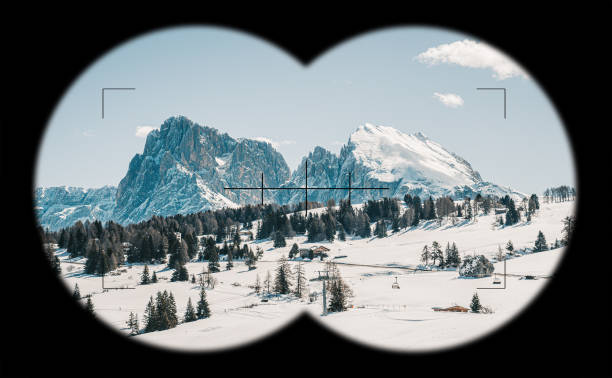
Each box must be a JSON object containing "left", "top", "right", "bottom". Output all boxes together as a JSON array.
[
  {"left": 503, "top": 196, "right": 520, "bottom": 226},
  {"left": 420, "top": 241, "right": 461, "bottom": 268},
  {"left": 374, "top": 220, "right": 387, "bottom": 238},
  {"left": 143, "top": 290, "right": 178, "bottom": 333},
  {"left": 45, "top": 203, "right": 275, "bottom": 271},
  {"left": 198, "top": 234, "right": 256, "bottom": 272},
  {"left": 543, "top": 185, "right": 576, "bottom": 203},
  {"left": 37, "top": 229, "right": 62, "bottom": 276},
  {"left": 527, "top": 194, "right": 540, "bottom": 216}
]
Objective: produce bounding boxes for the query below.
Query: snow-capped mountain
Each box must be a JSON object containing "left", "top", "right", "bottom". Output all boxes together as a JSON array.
[
  {"left": 113, "top": 116, "right": 290, "bottom": 225},
  {"left": 34, "top": 118, "right": 524, "bottom": 230},
  {"left": 34, "top": 186, "right": 117, "bottom": 230},
  {"left": 277, "top": 123, "right": 524, "bottom": 204}
]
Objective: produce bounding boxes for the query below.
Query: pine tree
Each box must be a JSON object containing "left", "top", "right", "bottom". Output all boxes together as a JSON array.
[
  {"left": 151, "top": 271, "right": 158, "bottom": 283},
  {"left": 338, "top": 227, "right": 346, "bottom": 241},
  {"left": 505, "top": 240, "right": 514, "bottom": 255},
  {"left": 561, "top": 216, "right": 576, "bottom": 246},
  {"left": 163, "top": 291, "right": 178, "bottom": 329},
  {"left": 273, "top": 257, "right": 292, "bottom": 294},
  {"left": 171, "top": 265, "right": 189, "bottom": 281},
  {"left": 505, "top": 199, "right": 520, "bottom": 226},
  {"left": 420, "top": 245, "right": 430, "bottom": 266},
  {"left": 293, "top": 263, "right": 308, "bottom": 299},
  {"left": 431, "top": 241, "right": 444, "bottom": 267},
  {"left": 444, "top": 242, "right": 461, "bottom": 268},
  {"left": 264, "top": 270, "right": 272, "bottom": 294},
  {"left": 327, "top": 263, "right": 351, "bottom": 312},
  {"left": 254, "top": 274, "right": 261, "bottom": 294},
  {"left": 391, "top": 216, "right": 400, "bottom": 233},
  {"left": 470, "top": 292, "right": 481, "bottom": 313},
  {"left": 534, "top": 231, "right": 548, "bottom": 252},
  {"left": 208, "top": 247, "right": 220, "bottom": 273},
  {"left": 85, "top": 297, "right": 95, "bottom": 314},
  {"left": 288, "top": 243, "right": 299, "bottom": 259},
  {"left": 225, "top": 248, "right": 233, "bottom": 270},
  {"left": 496, "top": 245, "right": 505, "bottom": 261},
  {"left": 361, "top": 214, "right": 372, "bottom": 237},
  {"left": 245, "top": 248, "right": 257, "bottom": 270},
  {"left": 375, "top": 220, "right": 387, "bottom": 238},
  {"left": 184, "top": 297, "right": 197, "bottom": 323},
  {"left": 127, "top": 312, "right": 139, "bottom": 335},
  {"left": 141, "top": 264, "right": 151, "bottom": 284},
  {"left": 144, "top": 296, "right": 157, "bottom": 332},
  {"left": 196, "top": 286, "right": 210, "bottom": 319},
  {"left": 180, "top": 265, "right": 189, "bottom": 280},
  {"left": 273, "top": 231, "right": 286, "bottom": 248},
  {"left": 72, "top": 283, "right": 81, "bottom": 300}
]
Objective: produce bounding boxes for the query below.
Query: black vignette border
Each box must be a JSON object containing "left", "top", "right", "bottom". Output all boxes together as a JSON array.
[{"left": 1, "top": 4, "right": 610, "bottom": 377}]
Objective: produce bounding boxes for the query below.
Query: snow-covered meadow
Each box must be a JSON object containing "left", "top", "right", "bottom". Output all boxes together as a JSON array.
[{"left": 57, "top": 201, "right": 574, "bottom": 352}]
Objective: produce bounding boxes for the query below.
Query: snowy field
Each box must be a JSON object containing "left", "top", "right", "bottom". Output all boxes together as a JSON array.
[{"left": 57, "top": 201, "right": 574, "bottom": 352}]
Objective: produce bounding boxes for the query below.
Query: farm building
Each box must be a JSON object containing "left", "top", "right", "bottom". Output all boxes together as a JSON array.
[
  {"left": 432, "top": 306, "right": 469, "bottom": 313},
  {"left": 299, "top": 246, "right": 331, "bottom": 259}
]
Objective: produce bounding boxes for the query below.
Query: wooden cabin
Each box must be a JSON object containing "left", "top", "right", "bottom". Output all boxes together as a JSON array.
[
  {"left": 432, "top": 305, "right": 469, "bottom": 313},
  {"left": 299, "top": 246, "right": 331, "bottom": 259}
]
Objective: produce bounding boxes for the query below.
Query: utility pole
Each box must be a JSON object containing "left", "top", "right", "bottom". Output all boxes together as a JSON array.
[
  {"left": 317, "top": 270, "right": 330, "bottom": 315},
  {"left": 98, "top": 242, "right": 105, "bottom": 291}
]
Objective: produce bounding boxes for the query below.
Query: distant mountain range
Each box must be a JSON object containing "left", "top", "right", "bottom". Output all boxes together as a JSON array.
[{"left": 35, "top": 116, "right": 524, "bottom": 230}]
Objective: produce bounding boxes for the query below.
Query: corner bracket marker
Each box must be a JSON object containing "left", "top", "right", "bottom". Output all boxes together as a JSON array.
[{"left": 101, "top": 88, "right": 135, "bottom": 119}]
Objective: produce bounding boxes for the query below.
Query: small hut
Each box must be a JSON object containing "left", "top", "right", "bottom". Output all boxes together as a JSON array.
[{"left": 432, "top": 305, "right": 469, "bottom": 313}]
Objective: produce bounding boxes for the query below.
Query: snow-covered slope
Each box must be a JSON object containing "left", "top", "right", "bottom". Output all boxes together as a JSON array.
[
  {"left": 350, "top": 125, "right": 479, "bottom": 186},
  {"left": 58, "top": 201, "right": 574, "bottom": 352}
]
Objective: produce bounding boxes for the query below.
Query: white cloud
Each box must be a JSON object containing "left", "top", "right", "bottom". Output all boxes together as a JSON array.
[
  {"left": 135, "top": 125, "right": 158, "bottom": 138},
  {"left": 433, "top": 92, "right": 464, "bottom": 108},
  {"left": 82, "top": 130, "right": 95, "bottom": 137},
  {"left": 416, "top": 39, "right": 528, "bottom": 80},
  {"left": 252, "top": 137, "right": 295, "bottom": 150}
]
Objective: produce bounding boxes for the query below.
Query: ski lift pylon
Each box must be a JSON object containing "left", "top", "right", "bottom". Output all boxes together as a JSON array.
[{"left": 392, "top": 276, "right": 400, "bottom": 289}]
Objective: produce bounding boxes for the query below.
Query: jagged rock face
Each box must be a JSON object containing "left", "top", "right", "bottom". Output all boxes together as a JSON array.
[
  {"left": 276, "top": 146, "right": 342, "bottom": 204},
  {"left": 113, "top": 116, "right": 290, "bottom": 225},
  {"left": 34, "top": 186, "right": 116, "bottom": 230}
]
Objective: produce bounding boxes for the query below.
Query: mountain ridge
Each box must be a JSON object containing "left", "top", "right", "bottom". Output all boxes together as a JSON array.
[{"left": 35, "top": 116, "right": 525, "bottom": 230}]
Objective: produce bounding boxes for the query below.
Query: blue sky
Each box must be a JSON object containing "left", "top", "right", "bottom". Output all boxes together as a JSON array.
[{"left": 36, "top": 26, "right": 575, "bottom": 195}]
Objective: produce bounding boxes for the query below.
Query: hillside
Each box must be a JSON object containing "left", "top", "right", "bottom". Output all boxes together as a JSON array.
[{"left": 56, "top": 200, "right": 574, "bottom": 351}]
